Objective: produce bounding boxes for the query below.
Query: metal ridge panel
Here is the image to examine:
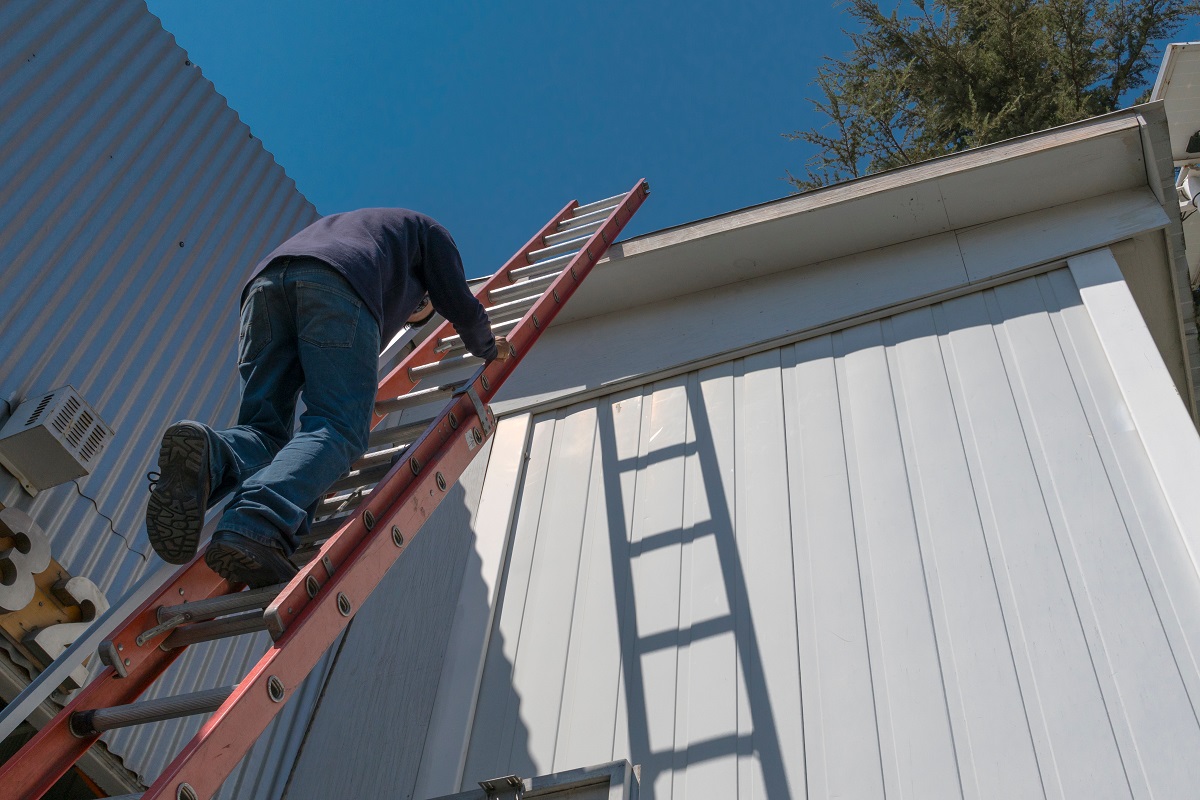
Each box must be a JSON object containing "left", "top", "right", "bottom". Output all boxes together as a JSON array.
[{"left": 0, "top": 1, "right": 320, "bottom": 793}]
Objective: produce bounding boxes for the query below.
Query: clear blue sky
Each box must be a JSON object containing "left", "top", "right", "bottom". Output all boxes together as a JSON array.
[{"left": 144, "top": 1, "right": 1200, "bottom": 277}]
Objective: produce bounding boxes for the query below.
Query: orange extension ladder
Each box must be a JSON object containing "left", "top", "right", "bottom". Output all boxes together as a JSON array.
[{"left": 0, "top": 180, "right": 649, "bottom": 800}]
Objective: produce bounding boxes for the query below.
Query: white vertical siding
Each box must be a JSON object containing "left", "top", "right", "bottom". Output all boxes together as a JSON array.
[
  {"left": 463, "top": 268, "right": 1200, "bottom": 799},
  {"left": 281, "top": 439, "right": 497, "bottom": 800}
]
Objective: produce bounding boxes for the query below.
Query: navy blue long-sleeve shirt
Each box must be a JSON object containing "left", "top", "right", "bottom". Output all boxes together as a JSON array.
[{"left": 249, "top": 209, "right": 496, "bottom": 360}]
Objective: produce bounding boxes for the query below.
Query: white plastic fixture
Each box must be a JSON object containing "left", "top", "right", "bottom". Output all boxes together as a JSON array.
[
  {"left": 0, "top": 386, "right": 113, "bottom": 496},
  {"left": 1151, "top": 41, "right": 1200, "bottom": 167}
]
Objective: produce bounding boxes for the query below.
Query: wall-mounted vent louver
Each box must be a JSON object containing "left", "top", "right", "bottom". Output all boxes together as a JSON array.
[{"left": 0, "top": 386, "right": 114, "bottom": 496}]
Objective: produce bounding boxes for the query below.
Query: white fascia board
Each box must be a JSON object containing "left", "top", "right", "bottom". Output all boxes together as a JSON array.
[
  {"left": 1070, "top": 248, "right": 1200, "bottom": 570},
  {"left": 559, "top": 111, "right": 1150, "bottom": 327}
]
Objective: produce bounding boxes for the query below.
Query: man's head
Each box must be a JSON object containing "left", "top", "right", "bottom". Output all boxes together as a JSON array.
[{"left": 407, "top": 293, "right": 434, "bottom": 327}]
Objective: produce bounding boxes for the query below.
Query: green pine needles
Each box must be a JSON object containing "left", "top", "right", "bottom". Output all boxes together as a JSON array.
[{"left": 787, "top": 0, "right": 1199, "bottom": 189}]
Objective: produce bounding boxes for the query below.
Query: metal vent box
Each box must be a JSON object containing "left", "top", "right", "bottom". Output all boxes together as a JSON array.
[{"left": 0, "top": 386, "right": 114, "bottom": 496}]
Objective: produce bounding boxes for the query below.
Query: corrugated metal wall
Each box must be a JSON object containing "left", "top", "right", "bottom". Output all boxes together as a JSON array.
[
  {"left": 463, "top": 269, "right": 1200, "bottom": 799},
  {"left": 0, "top": 1, "right": 322, "bottom": 793}
]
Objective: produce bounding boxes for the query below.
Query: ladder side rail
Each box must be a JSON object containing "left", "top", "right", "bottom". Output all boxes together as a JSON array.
[
  {"left": 0, "top": 180, "right": 648, "bottom": 800},
  {"left": 373, "top": 199, "right": 578, "bottom": 414},
  {"left": 0, "top": 559, "right": 229, "bottom": 798},
  {"left": 153, "top": 180, "right": 647, "bottom": 799},
  {"left": 145, "top": 382, "right": 494, "bottom": 799},
  {"left": 496, "top": 180, "right": 648, "bottom": 382},
  {"left": 264, "top": 180, "right": 648, "bottom": 638}
]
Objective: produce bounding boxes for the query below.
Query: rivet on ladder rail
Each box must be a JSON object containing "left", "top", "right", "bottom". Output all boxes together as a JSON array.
[
  {"left": 337, "top": 593, "right": 352, "bottom": 617},
  {"left": 392, "top": 526, "right": 404, "bottom": 548},
  {"left": 436, "top": 472, "right": 446, "bottom": 491}
]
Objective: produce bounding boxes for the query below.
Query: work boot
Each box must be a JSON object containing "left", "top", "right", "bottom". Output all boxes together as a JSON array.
[
  {"left": 204, "top": 531, "right": 298, "bottom": 589},
  {"left": 146, "top": 422, "right": 211, "bottom": 564}
]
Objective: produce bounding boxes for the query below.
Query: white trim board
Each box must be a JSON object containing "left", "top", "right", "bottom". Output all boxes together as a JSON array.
[
  {"left": 1069, "top": 248, "right": 1200, "bottom": 573},
  {"left": 412, "top": 414, "right": 535, "bottom": 797}
]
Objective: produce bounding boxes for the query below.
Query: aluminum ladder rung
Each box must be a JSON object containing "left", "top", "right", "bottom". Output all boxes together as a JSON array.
[
  {"left": 484, "top": 283, "right": 547, "bottom": 311},
  {"left": 488, "top": 270, "right": 560, "bottom": 304},
  {"left": 509, "top": 254, "right": 571, "bottom": 282},
  {"left": 353, "top": 442, "right": 409, "bottom": 471},
  {"left": 544, "top": 217, "right": 603, "bottom": 246},
  {"left": 69, "top": 686, "right": 234, "bottom": 737},
  {"left": 559, "top": 204, "right": 616, "bottom": 230},
  {"left": 436, "top": 317, "right": 518, "bottom": 353},
  {"left": 375, "top": 381, "right": 465, "bottom": 416},
  {"left": 408, "top": 352, "right": 483, "bottom": 382},
  {"left": 327, "top": 461, "right": 390, "bottom": 495},
  {"left": 573, "top": 192, "right": 626, "bottom": 216},
  {"left": 482, "top": 294, "right": 538, "bottom": 322},
  {"left": 527, "top": 236, "right": 586, "bottom": 263},
  {"left": 367, "top": 416, "right": 431, "bottom": 448}
]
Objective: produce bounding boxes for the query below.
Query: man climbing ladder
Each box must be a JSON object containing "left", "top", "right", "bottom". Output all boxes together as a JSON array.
[
  {"left": 145, "top": 209, "right": 509, "bottom": 588},
  {"left": 0, "top": 180, "right": 646, "bottom": 800}
]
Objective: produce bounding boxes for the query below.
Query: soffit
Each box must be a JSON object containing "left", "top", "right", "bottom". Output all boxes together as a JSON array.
[{"left": 559, "top": 112, "right": 1150, "bottom": 326}]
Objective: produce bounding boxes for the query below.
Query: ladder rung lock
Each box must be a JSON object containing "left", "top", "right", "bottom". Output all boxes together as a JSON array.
[
  {"left": 319, "top": 489, "right": 364, "bottom": 512},
  {"left": 375, "top": 381, "right": 465, "bottom": 415},
  {"left": 155, "top": 584, "right": 284, "bottom": 625},
  {"left": 162, "top": 611, "right": 272, "bottom": 650},
  {"left": 69, "top": 686, "right": 235, "bottom": 736}
]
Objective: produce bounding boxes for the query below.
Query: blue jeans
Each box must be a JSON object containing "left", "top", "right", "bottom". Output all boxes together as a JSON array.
[{"left": 198, "top": 257, "right": 380, "bottom": 554}]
